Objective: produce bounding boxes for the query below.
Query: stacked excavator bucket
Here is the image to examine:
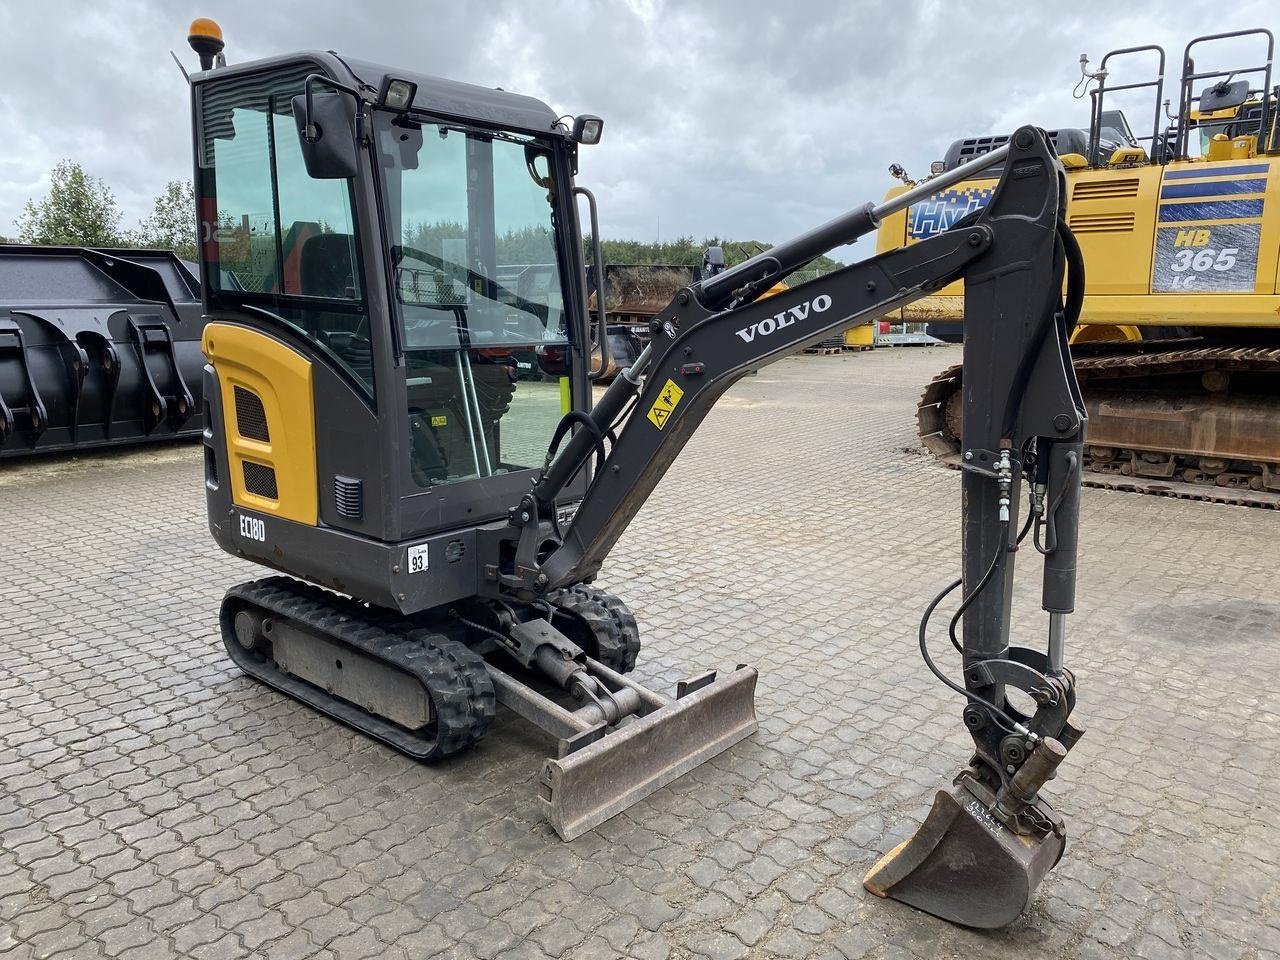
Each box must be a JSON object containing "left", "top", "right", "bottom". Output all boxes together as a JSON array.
[{"left": 0, "top": 245, "right": 205, "bottom": 459}]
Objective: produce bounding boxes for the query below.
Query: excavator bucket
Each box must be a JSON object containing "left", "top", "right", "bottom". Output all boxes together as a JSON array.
[
  {"left": 863, "top": 781, "right": 1065, "bottom": 929},
  {"left": 538, "top": 665, "right": 758, "bottom": 840},
  {"left": 0, "top": 245, "right": 205, "bottom": 458}
]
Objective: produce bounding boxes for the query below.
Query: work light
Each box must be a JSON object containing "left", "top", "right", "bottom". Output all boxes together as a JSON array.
[
  {"left": 572, "top": 115, "right": 604, "bottom": 145},
  {"left": 381, "top": 77, "right": 418, "bottom": 111}
]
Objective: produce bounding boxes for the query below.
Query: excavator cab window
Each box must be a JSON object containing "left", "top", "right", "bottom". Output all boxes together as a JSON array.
[
  {"left": 196, "top": 66, "right": 373, "bottom": 396},
  {"left": 375, "top": 113, "right": 573, "bottom": 489}
]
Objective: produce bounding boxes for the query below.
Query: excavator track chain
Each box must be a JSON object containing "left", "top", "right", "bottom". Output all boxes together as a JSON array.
[
  {"left": 917, "top": 342, "right": 1280, "bottom": 508},
  {"left": 221, "top": 576, "right": 496, "bottom": 760},
  {"left": 545, "top": 584, "right": 642, "bottom": 673}
]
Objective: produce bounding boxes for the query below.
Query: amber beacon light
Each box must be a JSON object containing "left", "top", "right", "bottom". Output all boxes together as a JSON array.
[{"left": 187, "top": 18, "right": 225, "bottom": 70}]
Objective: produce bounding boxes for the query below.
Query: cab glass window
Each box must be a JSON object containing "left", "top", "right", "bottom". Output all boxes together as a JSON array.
[
  {"left": 376, "top": 113, "right": 575, "bottom": 489},
  {"left": 196, "top": 66, "right": 373, "bottom": 395}
]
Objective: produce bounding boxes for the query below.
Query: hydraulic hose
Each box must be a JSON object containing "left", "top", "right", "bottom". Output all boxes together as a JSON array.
[
  {"left": 947, "top": 512, "right": 1012, "bottom": 654},
  {"left": 1035, "top": 449, "right": 1079, "bottom": 556},
  {"left": 542, "top": 411, "right": 607, "bottom": 483},
  {"left": 945, "top": 454, "right": 1036, "bottom": 654},
  {"left": 1059, "top": 219, "right": 1085, "bottom": 340},
  {"left": 919, "top": 519, "right": 1027, "bottom": 734}
]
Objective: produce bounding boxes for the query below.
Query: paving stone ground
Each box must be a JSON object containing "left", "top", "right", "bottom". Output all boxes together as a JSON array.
[{"left": 2, "top": 346, "right": 1278, "bottom": 960}]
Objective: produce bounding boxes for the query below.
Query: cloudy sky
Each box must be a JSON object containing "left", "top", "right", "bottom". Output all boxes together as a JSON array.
[{"left": 0, "top": 1, "right": 1274, "bottom": 258}]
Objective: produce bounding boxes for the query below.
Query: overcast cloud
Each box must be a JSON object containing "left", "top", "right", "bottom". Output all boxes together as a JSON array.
[{"left": 0, "top": 1, "right": 1274, "bottom": 259}]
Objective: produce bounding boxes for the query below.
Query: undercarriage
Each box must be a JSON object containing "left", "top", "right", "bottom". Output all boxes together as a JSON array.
[{"left": 221, "top": 575, "right": 757, "bottom": 840}]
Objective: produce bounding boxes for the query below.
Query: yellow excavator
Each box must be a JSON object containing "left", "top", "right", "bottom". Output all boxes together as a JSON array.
[{"left": 881, "top": 29, "right": 1280, "bottom": 506}]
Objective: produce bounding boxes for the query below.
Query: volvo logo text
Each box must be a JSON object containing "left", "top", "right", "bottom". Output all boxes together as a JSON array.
[{"left": 734, "top": 294, "right": 832, "bottom": 343}]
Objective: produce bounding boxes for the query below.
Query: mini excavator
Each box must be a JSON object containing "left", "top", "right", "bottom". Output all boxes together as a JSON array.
[{"left": 187, "top": 20, "right": 1086, "bottom": 928}]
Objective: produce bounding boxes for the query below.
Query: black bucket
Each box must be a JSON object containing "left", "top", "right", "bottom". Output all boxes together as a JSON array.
[{"left": 0, "top": 245, "right": 206, "bottom": 459}]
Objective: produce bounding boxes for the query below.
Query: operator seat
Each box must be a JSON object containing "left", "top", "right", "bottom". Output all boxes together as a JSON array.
[
  {"left": 299, "top": 233, "right": 356, "bottom": 299},
  {"left": 298, "top": 233, "right": 372, "bottom": 379}
]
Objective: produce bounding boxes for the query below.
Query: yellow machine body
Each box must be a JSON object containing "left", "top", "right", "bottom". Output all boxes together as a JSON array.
[
  {"left": 896, "top": 37, "right": 1280, "bottom": 506},
  {"left": 202, "top": 322, "right": 318, "bottom": 526},
  {"left": 876, "top": 154, "right": 1280, "bottom": 331}
]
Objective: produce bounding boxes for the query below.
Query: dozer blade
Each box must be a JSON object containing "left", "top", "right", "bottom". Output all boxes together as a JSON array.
[
  {"left": 863, "top": 782, "right": 1064, "bottom": 929},
  {"left": 539, "top": 665, "right": 758, "bottom": 840}
]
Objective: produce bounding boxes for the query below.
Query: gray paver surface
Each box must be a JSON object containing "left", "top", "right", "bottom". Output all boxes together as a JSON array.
[{"left": 2, "top": 346, "right": 1278, "bottom": 959}]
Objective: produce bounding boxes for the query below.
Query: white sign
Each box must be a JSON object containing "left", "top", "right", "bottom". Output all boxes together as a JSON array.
[{"left": 407, "top": 544, "right": 429, "bottom": 574}]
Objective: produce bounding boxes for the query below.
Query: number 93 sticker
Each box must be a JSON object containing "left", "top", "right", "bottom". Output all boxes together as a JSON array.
[{"left": 407, "top": 543, "right": 429, "bottom": 574}]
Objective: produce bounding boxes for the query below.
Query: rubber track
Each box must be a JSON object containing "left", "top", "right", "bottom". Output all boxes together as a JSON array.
[
  {"left": 546, "top": 584, "right": 642, "bottom": 673},
  {"left": 916, "top": 343, "right": 1280, "bottom": 508},
  {"left": 222, "top": 576, "right": 495, "bottom": 759}
]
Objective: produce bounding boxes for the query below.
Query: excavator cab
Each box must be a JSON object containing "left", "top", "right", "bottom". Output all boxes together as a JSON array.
[
  {"left": 1176, "top": 30, "right": 1277, "bottom": 159},
  {"left": 190, "top": 22, "right": 1090, "bottom": 928},
  {"left": 196, "top": 57, "right": 595, "bottom": 555}
]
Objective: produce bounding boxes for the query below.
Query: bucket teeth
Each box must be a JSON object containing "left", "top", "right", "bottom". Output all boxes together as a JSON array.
[
  {"left": 863, "top": 781, "right": 1065, "bottom": 929},
  {"left": 539, "top": 666, "right": 758, "bottom": 840}
]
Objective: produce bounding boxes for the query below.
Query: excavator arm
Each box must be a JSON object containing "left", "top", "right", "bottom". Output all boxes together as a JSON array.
[
  {"left": 496, "top": 126, "right": 1088, "bottom": 928},
  {"left": 537, "top": 221, "right": 993, "bottom": 588}
]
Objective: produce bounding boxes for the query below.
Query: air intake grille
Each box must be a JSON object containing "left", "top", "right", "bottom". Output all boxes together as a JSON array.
[
  {"left": 243, "top": 461, "right": 279, "bottom": 499},
  {"left": 1068, "top": 212, "right": 1137, "bottom": 234},
  {"left": 233, "top": 386, "right": 270, "bottom": 442},
  {"left": 334, "top": 475, "right": 363, "bottom": 520},
  {"left": 445, "top": 539, "right": 465, "bottom": 563},
  {"left": 1073, "top": 179, "right": 1140, "bottom": 200}
]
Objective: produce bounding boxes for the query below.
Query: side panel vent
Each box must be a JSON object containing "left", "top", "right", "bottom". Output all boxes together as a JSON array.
[
  {"left": 445, "top": 539, "right": 465, "bottom": 563},
  {"left": 1073, "top": 178, "right": 1140, "bottom": 201},
  {"left": 243, "top": 461, "right": 279, "bottom": 500},
  {"left": 334, "top": 475, "right": 364, "bottom": 520},
  {"left": 233, "top": 385, "right": 270, "bottom": 442},
  {"left": 1068, "top": 212, "right": 1137, "bottom": 234}
]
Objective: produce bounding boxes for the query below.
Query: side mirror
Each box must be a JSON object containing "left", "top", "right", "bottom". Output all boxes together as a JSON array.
[
  {"left": 291, "top": 91, "right": 359, "bottom": 179},
  {"left": 1199, "top": 78, "right": 1250, "bottom": 115}
]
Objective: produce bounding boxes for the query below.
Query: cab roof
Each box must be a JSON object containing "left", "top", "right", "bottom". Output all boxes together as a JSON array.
[{"left": 194, "top": 50, "right": 565, "bottom": 138}]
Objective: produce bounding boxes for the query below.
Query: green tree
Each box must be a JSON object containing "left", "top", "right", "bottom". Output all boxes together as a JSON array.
[
  {"left": 15, "top": 160, "right": 122, "bottom": 246},
  {"left": 584, "top": 235, "right": 845, "bottom": 277},
  {"left": 134, "top": 180, "right": 198, "bottom": 260}
]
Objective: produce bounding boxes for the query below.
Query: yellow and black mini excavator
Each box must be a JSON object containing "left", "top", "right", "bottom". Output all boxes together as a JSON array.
[
  {"left": 187, "top": 21, "right": 1087, "bottom": 928},
  {"left": 883, "top": 28, "right": 1280, "bottom": 506}
]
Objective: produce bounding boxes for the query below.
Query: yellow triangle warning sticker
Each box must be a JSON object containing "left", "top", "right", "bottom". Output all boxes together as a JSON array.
[{"left": 646, "top": 378, "right": 685, "bottom": 430}]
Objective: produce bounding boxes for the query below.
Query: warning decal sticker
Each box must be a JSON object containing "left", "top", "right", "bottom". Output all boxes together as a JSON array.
[{"left": 646, "top": 379, "right": 685, "bottom": 430}]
